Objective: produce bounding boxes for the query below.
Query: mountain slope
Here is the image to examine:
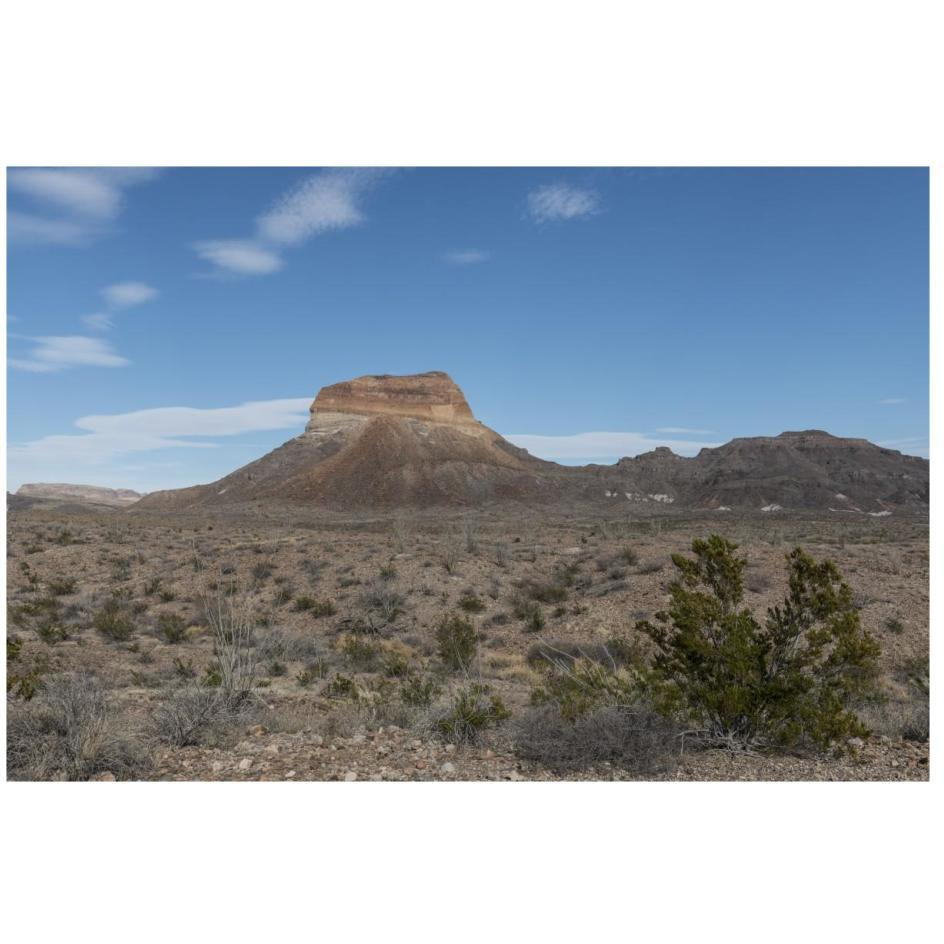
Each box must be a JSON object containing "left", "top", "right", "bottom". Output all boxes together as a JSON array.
[{"left": 134, "top": 373, "right": 928, "bottom": 514}]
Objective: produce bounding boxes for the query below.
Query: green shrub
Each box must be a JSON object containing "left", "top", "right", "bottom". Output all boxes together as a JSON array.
[
  {"left": 341, "top": 634, "right": 382, "bottom": 671},
  {"left": 308, "top": 598, "right": 337, "bottom": 618},
  {"left": 47, "top": 576, "right": 78, "bottom": 596},
  {"left": 435, "top": 614, "right": 478, "bottom": 671},
  {"left": 457, "top": 592, "right": 485, "bottom": 613},
  {"left": 399, "top": 674, "right": 441, "bottom": 707},
  {"left": 325, "top": 673, "right": 359, "bottom": 700},
  {"left": 36, "top": 622, "right": 69, "bottom": 645},
  {"left": 296, "top": 660, "right": 329, "bottom": 687},
  {"left": 93, "top": 598, "right": 135, "bottom": 642},
  {"left": 636, "top": 535, "right": 881, "bottom": 752},
  {"left": 436, "top": 683, "right": 510, "bottom": 744},
  {"left": 884, "top": 616, "right": 904, "bottom": 635},
  {"left": 157, "top": 612, "right": 187, "bottom": 644}
]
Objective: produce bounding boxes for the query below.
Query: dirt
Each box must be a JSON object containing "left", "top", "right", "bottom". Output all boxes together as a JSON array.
[{"left": 6, "top": 505, "right": 929, "bottom": 782}]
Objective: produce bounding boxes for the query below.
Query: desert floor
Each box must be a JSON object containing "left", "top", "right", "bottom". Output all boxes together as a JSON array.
[{"left": 6, "top": 506, "right": 929, "bottom": 781}]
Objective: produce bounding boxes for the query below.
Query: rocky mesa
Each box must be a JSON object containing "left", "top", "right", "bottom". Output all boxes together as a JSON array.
[{"left": 134, "top": 371, "right": 929, "bottom": 514}]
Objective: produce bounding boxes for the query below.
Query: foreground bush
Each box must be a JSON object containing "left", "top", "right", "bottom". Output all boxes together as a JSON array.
[
  {"left": 7, "top": 674, "right": 150, "bottom": 780},
  {"left": 515, "top": 704, "right": 681, "bottom": 775},
  {"left": 150, "top": 687, "right": 253, "bottom": 747},
  {"left": 636, "top": 535, "right": 881, "bottom": 751},
  {"left": 435, "top": 683, "right": 510, "bottom": 743}
]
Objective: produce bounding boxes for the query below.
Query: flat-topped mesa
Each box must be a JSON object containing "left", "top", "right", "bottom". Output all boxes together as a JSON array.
[{"left": 307, "top": 371, "right": 477, "bottom": 429}]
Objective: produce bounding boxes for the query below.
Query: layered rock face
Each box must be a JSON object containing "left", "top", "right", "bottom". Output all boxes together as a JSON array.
[
  {"left": 307, "top": 371, "right": 476, "bottom": 428},
  {"left": 137, "top": 372, "right": 561, "bottom": 512},
  {"left": 134, "top": 373, "right": 929, "bottom": 515}
]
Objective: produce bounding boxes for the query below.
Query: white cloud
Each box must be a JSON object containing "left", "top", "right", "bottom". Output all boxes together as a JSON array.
[
  {"left": 442, "top": 249, "right": 491, "bottom": 264},
  {"left": 7, "top": 212, "right": 89, "bottom": 246},
  {"left": 7, "top": 168, "right": 158, "bottom": 246},
  {"left": 257, "top": 169, "right": 378, "bottom": 245},
  {"left": 101, "top": 281, "right": 159, "bottom": 308},
  {"left": 526, "top": 183, "right": 599, "bottom": 222},
  {"left": 7, "top": 398, "right": 313, "bottom": 488},
  {"left": 879, "top": 397, "right": 907, "bottom": 405},
  {"left": 657, "top": 426, "right": 715, "bottom": 435},
  {"left": 193, "top": 239, "right": 284, "bottom": 275},
  {"left": 195, "top": 169, "right": 388, "bottom": 276},
  {"left": 9, "top": 336, "right": 129, "bottom": 373},
  {"left": 505, "top": 430, "right": 720, "bottom": 461}
]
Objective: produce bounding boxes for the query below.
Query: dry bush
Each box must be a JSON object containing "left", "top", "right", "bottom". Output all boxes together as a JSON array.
[
  {"left": 515, "top": 704, "right": 682, "bottom": 775},
  {"left": 7, "top": 674, "right": 150, "bottom": 781},
  {"left": 149, "top": 686, "right": 255, "bottom": 747},
  {"left": 359, "top": 580, "right": 405, "bottom": 625},
  {"left": 201, "top": 573, "right": 267, "bottom": 698}
]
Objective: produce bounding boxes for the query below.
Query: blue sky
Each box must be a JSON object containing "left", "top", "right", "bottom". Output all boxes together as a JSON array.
[{"left": 6, "top": 167, "right": 928, "bottom": 493}]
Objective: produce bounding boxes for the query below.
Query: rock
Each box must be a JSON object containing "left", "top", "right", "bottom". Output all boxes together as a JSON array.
[
  {"left": 440, "top": 762, "right": 457, "bottom": 775},
  {"left": 309, "top": 371, "right": 477, "bottom": 427},
  {"left": 415, "top": 759, "right": 426, "bottom": 770},
  {"left": 211, "top": 760, "right": 224, "bottom": 773},
  {"left": 311, "top": 735, "right": 324, "bottom": 747},
  {"left": 444, "top": 744, "right": 456, "bottom": 754},
  {"left": 238, "top": 758, "right": 252, "bottom": 771},
  {"left": 90, "top": 771, "right": 116, "bottom": 782},
  {"left": 350, "top": 733, "right": 367, "bottom": 745},
  {"left": 343, "top": 771, "right": 357, "bottom": 782},
  {"left": 286, "top": 770, "right": 297, "bottom": 778},
  {"left": 848, "top": 737, "right": 865, "bottom": 750}
]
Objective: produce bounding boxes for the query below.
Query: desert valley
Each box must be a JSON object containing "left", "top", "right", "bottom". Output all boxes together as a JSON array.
[{"left": 6, "top": 372, "right": 930, "bottom": 781}]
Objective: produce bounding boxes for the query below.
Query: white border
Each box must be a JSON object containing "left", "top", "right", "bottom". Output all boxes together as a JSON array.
[{"left": 2, "top": 2, "right": 940, "bottom": 941}]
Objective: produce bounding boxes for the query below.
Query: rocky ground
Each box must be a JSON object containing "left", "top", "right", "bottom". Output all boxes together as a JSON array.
[{"left": 6, "top": 505, "right": 930, "bottom": 782}]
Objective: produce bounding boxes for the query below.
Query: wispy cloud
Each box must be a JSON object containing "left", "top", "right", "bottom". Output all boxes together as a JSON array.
[
  {"left": 194, "top": 169, "right": 388, "bottom": 277},
  {"left": 505, "top": 430, "right": 720, "bottom": 461},
  {"left": 879, "top": 397, "right": 907, "bottom": 405},
  {"left": 8, "top": 168, "right": 158, "bottom": 246},
  {"left": 442, "top": 249, "right": 491, "bottom": 265},
  {"left": 81, "top": 313, "right": 114, "bottom": 331},
  {"left": 7, "top": 212, "right": 89, "bottom": 246},
  {"left": 101, "top": 281, "right": 159, "bottom": 308},
  {"left": 526, "top": 182, "right": 599, "bottom": 223},
  {"left": 80, "top": 281, "right": 159, "bottom": 331},
  {"left": 877, "top": 436, "right": 928, "bottom": 458},
  {"left": 656, "top": 426, "right": 715, "bottom": 435},
  {"left": 8, "top": 398, "right": 313, "bottom": 487},
  {"left": 193, "top": 240, "right": 284, "bottom": 275},
  {"left": 9, "top": 336, "right": 130, "bottom": 373}
]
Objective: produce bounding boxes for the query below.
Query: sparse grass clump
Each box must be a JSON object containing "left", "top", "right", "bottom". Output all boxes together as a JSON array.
[{"left": 435, "top": 683, "right": 510, "bottom": 744}]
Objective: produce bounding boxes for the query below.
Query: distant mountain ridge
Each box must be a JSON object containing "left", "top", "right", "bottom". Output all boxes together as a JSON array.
[
  {"left": 133, "top": 371, "right": 928, "bottom": 515},
  {"left": 15, "top": 483, "right": 144, "bottom": 508}
]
